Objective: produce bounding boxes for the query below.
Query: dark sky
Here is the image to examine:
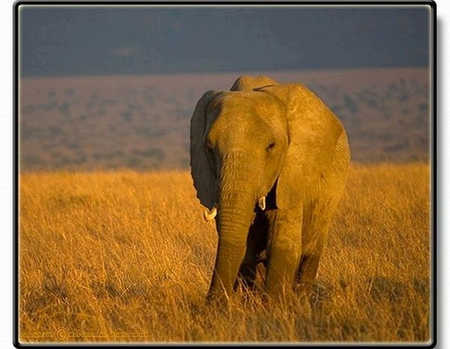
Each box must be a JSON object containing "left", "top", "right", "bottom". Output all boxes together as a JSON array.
[{"left": 18, "top": 4, "right": 432, "bottom": 77}]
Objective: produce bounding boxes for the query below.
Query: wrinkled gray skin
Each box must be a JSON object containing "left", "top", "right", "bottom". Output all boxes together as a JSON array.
[{"left": 190, "top": 76, "right": 350, "bottom": 303}]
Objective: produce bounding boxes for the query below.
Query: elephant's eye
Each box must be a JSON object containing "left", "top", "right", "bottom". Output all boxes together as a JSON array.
[{"left": 266, "top": 142, "right": 276, "bottom": 151}]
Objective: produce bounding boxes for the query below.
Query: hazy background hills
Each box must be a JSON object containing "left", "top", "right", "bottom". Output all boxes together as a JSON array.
[
  {"left": 17, "top": 4, "right": 433, "bottom": 171},
  {"left": 19, "top": 67, "right": 430, "bottom": 171}
]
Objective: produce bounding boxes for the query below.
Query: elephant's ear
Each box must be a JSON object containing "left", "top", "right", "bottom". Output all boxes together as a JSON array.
[
  {"left": 190, "top": 90, "right": 220, "bottom": 210},
  {"left": 263, "top": 84, "right": 345, "bottom": 209},
  {"left": 230, "top": 75, "right": 278, "bottom": 91}
]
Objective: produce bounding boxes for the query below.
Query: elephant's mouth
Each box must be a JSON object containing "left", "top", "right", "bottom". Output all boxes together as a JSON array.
[{"left": 203, "top": 184, "right": 277, "bottom": 222}]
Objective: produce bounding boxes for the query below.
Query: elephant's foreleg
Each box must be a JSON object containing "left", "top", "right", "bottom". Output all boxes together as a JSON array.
[{"left": 265, "top": 209, "right": 303, "bottom": 301}]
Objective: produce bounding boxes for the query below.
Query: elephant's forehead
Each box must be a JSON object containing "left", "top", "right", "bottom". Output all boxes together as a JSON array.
[
  {"left": 207, "top": 92, "right": 283, "bottom": 145},
  {"left": 217, "top": 91, "right": 282, "bottom": 116}
]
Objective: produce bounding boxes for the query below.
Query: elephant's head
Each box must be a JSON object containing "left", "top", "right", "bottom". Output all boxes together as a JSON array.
[{"left": 190, "top": 76, "right": 345, "bottom": 301}]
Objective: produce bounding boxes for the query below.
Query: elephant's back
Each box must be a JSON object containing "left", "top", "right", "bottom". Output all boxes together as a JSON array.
[{"left": 230, "top": 75, "right": 278, "bottom": 91}]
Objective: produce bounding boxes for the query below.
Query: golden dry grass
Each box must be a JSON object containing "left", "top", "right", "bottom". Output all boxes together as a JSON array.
[{"left": 18, "top": 163, "right": 432, "bottom": 344}]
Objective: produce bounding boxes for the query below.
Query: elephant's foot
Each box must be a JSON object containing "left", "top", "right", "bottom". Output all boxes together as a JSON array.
[
  {"left": 206, "top": 288, "right": 231, "bottom": 308},
  {"left": 294, "top": 280, "right": 315, "bottom": 304}
]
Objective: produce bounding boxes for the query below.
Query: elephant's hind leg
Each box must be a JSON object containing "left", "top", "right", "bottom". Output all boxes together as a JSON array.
[
  {"left": 236, "top": 211, "right": 268, "bottom": 290},
  {"left": 295, "top": 253, "right": 321, "bottom": 296},
  {"left": 295, "top": 228, "right": 327, "bottom": 299}
]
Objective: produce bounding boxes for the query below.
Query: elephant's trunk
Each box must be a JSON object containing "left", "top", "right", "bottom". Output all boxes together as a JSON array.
[{"left": 208, "top": 152, "right": 259, "bottom": 302}]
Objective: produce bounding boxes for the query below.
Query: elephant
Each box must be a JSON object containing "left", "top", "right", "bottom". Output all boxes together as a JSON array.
[{"left": 190, "top": 75, "right": 350, "bottom": 303}]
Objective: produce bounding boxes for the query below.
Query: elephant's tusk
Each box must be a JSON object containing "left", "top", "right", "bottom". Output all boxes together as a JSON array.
[
  {"left": 258, "top": 196, "right": 266, "bottom": 211},
  {"left": 203, "top": 204, "right": 218, "bottom": 222}
]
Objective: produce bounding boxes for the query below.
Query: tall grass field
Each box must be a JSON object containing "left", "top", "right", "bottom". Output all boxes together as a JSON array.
[{"left": 18, "top": 163, "right": 431, "bottom": 344}]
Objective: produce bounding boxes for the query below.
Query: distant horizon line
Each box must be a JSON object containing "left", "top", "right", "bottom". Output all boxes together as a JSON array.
[{"left": 19, "top": 65, "right": 430, "bottom": 79}]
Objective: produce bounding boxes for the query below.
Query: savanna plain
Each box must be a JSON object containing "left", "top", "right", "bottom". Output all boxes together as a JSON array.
[{"left": 18, "top": 68, "right": 432, "bottom": 344}]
